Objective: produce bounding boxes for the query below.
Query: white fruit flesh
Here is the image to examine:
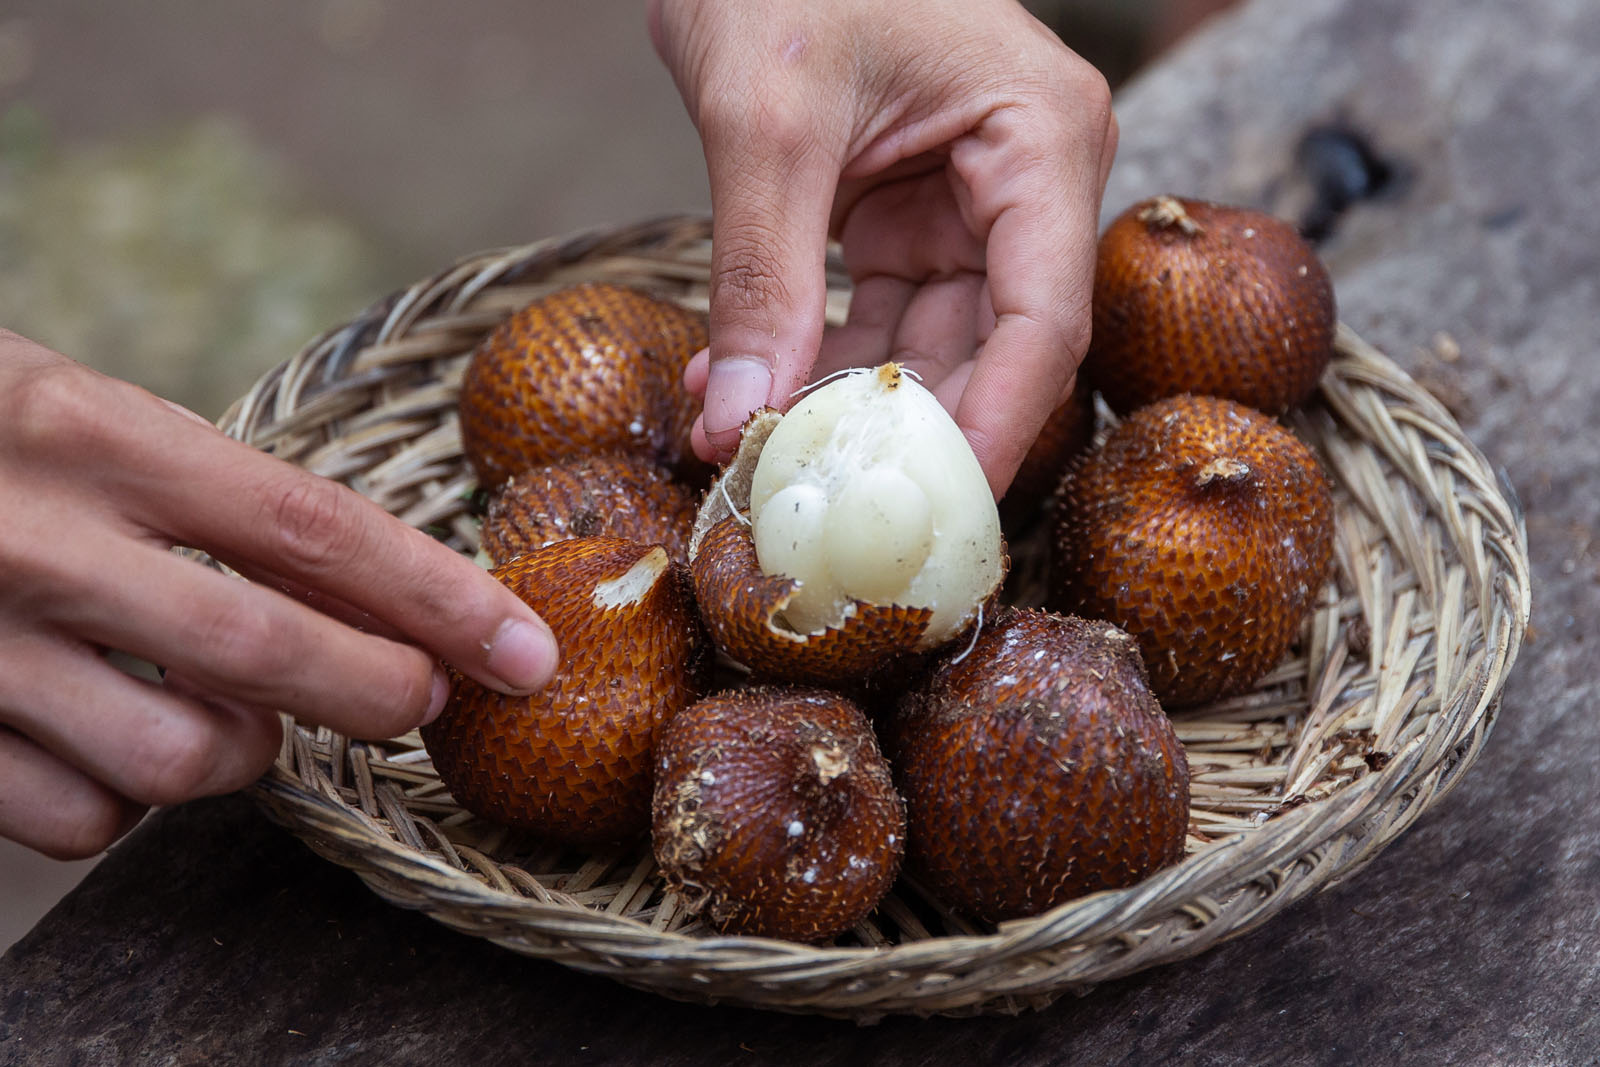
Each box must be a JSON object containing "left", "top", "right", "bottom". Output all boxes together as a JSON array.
[{"left": 748, "top": 364, "right": 1002, "bottom": 645}]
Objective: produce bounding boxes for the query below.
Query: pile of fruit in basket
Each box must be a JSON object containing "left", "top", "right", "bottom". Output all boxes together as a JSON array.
[{"left": 421, "top": 194, "right": 1339, "bottom": 943}]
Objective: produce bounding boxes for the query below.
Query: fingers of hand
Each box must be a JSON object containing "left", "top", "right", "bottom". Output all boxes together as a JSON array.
[{"left": 0, "top": 726, "right": 146, "bottom": 860}]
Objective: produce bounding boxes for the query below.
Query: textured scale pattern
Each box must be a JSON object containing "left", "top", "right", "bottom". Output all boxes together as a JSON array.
[
  {"left": 652, "top": 686, "right": 905, "bottom": 943},
  {"left": 458, "top": 282, "right": 710, "bottom": 489},
  {"left": 421, "top": 537, "right": 711, "bottom": 844},
  {"left": 689, "top": 515, "right": 936, "bottom": 686},
  {"left": 885, "top": 609, "right": 1189, "bottom": 924},
  {"left": 1085, "top": 195, "right": 1336, "bottom": 416},
  {"left": 1050, "top": 394, "right": 1335, "bottom": 708},
  {"left": 481, "top": 452, "right": 699, "bottom": 566}
]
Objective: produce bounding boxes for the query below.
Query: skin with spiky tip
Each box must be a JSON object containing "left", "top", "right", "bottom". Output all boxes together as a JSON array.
[
  {"left": 1050, "top": 394, "right": 1335, "bottom": 708},
  {"left": 421, "top": 537, "right": 711, "bottom": 845},
  {"left": 1085, "top": 195, "right": 1336, "bottom": 416},
  {"left": 458, "top": 282, "right": 710, "bottom": 491},
  {"left": 652, "top": 686, "right": 905, "bottom": 944},
  {"left": 885, "top": 608, "right": 1189, "bottom": 925},
  {"left": 480, "top": 453, "right": 699, "bottom": 566}
]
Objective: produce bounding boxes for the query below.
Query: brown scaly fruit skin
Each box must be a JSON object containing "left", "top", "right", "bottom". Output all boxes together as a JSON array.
[
  {"left": 421, "top": 537, "right": 711, "bottom": 845},
  {"left": 480, "top": 452, "right": 698, "bottom": 566},
  {"left": 689, "top": 513, "right": 938, "bottom": 687},
  {"left": 885, "top": 608, "right": 1189, "bottom": 925},
  {"left": 652, "top": 685, "right": 905, "bottom": 943},
  {"left": 458, "top": 282, "right": 710, "bottom": 491},
  {"left": 1085, "top": 195, "right": 1336, "bottom": 416},
  {"left": 1050, "top": 394, "right": 1335, "bottom": 709}
]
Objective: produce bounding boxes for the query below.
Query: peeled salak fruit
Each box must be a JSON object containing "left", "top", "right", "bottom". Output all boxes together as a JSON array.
[
  {"left": 422, "top": 537, "right": 711, "bottom": 844},
  {"left": 885, "top": 608, "right": 1189, "bottom": 924},
  {"left": 652, "top": 685, "right": 905, "bottom": 943},
  {"left": 458, "top": 282, "right": 709, "bottom": 490},
  {"left": 1050, "top": 394, "right": 1335, "bottom": 708},
  {"left": 689, "top": 363, "right": 1006, "bottom": 684},
  {"left": 480, "top": 452, "right": 698, "bottom": 566},
  {"left": 1085, "top": 195, "right": 1336, "bottom": 416}
]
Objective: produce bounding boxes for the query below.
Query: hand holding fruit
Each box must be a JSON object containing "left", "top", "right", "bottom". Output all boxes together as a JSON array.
[
  {"left": 0, "top": 331, "right": 559, "bottom": 859},
  {"left": 650, "top": 0, "right": 1119, "bottom": 497}
]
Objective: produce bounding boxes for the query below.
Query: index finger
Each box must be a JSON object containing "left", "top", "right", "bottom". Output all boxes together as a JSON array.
[{"left": 948, "top": 80, "right": 1117, "bottom": 497}]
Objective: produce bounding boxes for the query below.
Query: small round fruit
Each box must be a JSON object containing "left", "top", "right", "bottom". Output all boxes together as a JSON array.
[
  {"left": 422, "top": 537, "right": 710, "bottom": 844},
  {"left": 480, "top": 453, "right": 698, "bottom": 566},
  {"left": 1085, "top": 195, "right": 1336, "bottom": 415},
  {"left": 1050, "top": 394, "right": 1335, "bottom": 708},
  {"left": 885, "top": 608, "right": 1189, "bottom": 924},
  {"left": 458, "top": 282, "right": 709, "bottom": 490},
  {"left": 652, "top": 686, "right": 905, "bottom": 943}
]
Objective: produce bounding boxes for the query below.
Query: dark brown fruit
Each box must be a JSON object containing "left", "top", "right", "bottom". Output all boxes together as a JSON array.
[
  {"left": 652, "top": 686, "right": 905, "bottom": 943},
  {"left": 689, "top": 514, "right": 936, "bottom": 687},
  {"left": 422, "top": 537, "right": 711, "bottom": 844},
  {"left": 458, "top": 282, "right": 709, "bottom": 490},
  {"left": 1085, "top": 195, "right": 1336, "bottom": 415},
  {"left": 885, "top": 608, "right": 1189, "bottom": 924},
  {"left": 480, "top": 453, "right": 699, "bottom": 566},
  {"left": 1050, "top": 394, "right": 1335, "bottom": 708}
]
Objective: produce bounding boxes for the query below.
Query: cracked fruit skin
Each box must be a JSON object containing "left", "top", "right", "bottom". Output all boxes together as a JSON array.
[
  {"left": 1050, "top": 394, "right": 1335, "bottom": 709},
  {"left": 885, "top": 608, "right": 1189, "bottom": 924},
  {"left": 1085, "top": 195, "right": 1336, "bottom": 416},
  {"left": 458, "top": 282, "right": 709, "bottom": 491},
  {"left": 480, "top": 452, "right": 698, "bottom": 566},
  {"left": 422, "top": 537, "right": 711, "bottom": 845},
  {"left": 652, "top": 686, "right": 905, "bottom": 943}
]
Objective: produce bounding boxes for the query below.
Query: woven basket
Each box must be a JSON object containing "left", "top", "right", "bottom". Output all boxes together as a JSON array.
[{"left": 229, "top": 215, "right": 1530, "bottom": 1019}]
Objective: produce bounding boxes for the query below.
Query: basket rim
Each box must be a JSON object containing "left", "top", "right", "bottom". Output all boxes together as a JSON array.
[{"left": 234, "top": 216, "right": 1531, "bottom": 1016}]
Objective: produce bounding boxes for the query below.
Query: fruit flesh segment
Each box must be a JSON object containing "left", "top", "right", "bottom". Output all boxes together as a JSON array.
[{"left": 748, "top": 364, "right": 1002, "bottom": 645}]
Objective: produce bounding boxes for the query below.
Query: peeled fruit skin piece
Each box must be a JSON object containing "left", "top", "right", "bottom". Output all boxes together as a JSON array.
[
  {"left": 480, "top": 452, "right": 698, "bottom": 566},
  {"left": 652, "top": 685, "right": 905, "bottom": 943},
  {"left": 421, "top": 537, "right": 711, "bottom": 845},
  {"left": 1085, "top": 195, "right": 1336, "bottom": 416},
  {"left": 458, "top": 282, "right": 709, "bottom": 490},
  {"left": 1050, "top": 394, "right": 1335, "bottom": 709},
  {"left": 885, "top": 608, "right": 1189, "bottom": 925}
]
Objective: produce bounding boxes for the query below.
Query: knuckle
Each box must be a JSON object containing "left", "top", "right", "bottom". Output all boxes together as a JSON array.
[
  {"left": 3, "top": 360, "right": 112, "bottom": 459},
  {"left": 192, "top": 601, "right": 290, "bottom": 683},
  {"left": 713, "top": 235, "right": 793, "bottom": 316},
  {"left": 268, "top": 477, "right": 367, "bottom": 575},
  {"left": 127, "top": 720, "right": 216, "bottom": 807}
]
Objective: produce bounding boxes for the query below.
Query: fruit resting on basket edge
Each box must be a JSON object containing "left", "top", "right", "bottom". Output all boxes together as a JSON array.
[
  {"left": 1050, "top": 393, "right": 1336, "bottom": 709},
  {"left": 1084, "top": 194, "right": 1336, "bottom": 417},
  {"left": 421, "top": 537, "right": 711, "bottom": 845},
  {"left": 883, "top": 607, "right": 1190, "bottom": 925},
  {"left": 652, "top": 685, "right": 905, "bottom": 943},
  {"left": 688, "top": 362, "right": 1007, "bottom": 687}
]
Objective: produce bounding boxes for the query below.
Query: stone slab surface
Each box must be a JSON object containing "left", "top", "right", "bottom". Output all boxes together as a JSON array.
[{"left": 4, "top": 0, "right": 1598, "bottom": 1063}]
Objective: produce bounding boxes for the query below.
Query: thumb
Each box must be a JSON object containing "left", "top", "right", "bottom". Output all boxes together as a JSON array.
[{"left": 698, "top": 118, "right": 840, "bottom": 460}]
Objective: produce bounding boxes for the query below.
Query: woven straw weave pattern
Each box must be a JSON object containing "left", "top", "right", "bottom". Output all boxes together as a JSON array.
[{"left": 222, "top": 216, "right": 1529, "bottom": 1019}]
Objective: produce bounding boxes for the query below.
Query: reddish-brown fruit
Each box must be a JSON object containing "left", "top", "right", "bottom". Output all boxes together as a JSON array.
[
  {"left": 422, "top": 537, "right": 711, "bottom": 844},
  {"left": 458, "top": 282, "right": 709, "bottom": 490},
  {"left": 689, "top": 514, "right": 937, "bottom": 686},
  {"left": 885, "top": 608, "right": 1189, "bottom": 924},
  {"left": 652, "top": 686, "right": 905, "bottom": 943},
  {"left": 480, "top": 453, "right": 699, "bottom": 566},
  {"left": 1085, "top": 195, "right": 1336, "bottom": 415},
  {"left": 1050, "top": 394, "right": 1335, "bottom": 708}
]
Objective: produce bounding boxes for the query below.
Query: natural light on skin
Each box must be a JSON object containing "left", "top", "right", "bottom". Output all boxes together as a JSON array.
[{"left": 748, "top": 363, "right": 1003, "bottom": 644}]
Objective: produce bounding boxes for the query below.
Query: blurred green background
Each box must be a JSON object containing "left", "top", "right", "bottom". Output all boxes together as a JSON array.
[{"left": 0, "top": 0, "right": 1233, "bottom": 950}]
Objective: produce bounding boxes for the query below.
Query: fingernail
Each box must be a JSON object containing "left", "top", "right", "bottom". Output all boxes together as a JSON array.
[
  {"left": 485, "top": 618, "right": 560, "bottom": 693},
  {"left": 422, "top": 668, "right": 451, "bottom": 725},
  {"left": 702, "top": 357, "right": 772, "bottom": 443}
]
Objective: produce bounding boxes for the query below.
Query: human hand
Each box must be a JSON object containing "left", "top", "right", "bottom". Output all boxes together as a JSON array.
[
  {"left": 0, "top": 331, "right": 558, "bottom": 859},
  {"left": 650, "top": 0, "right": 1117, "bottom": 498}
]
